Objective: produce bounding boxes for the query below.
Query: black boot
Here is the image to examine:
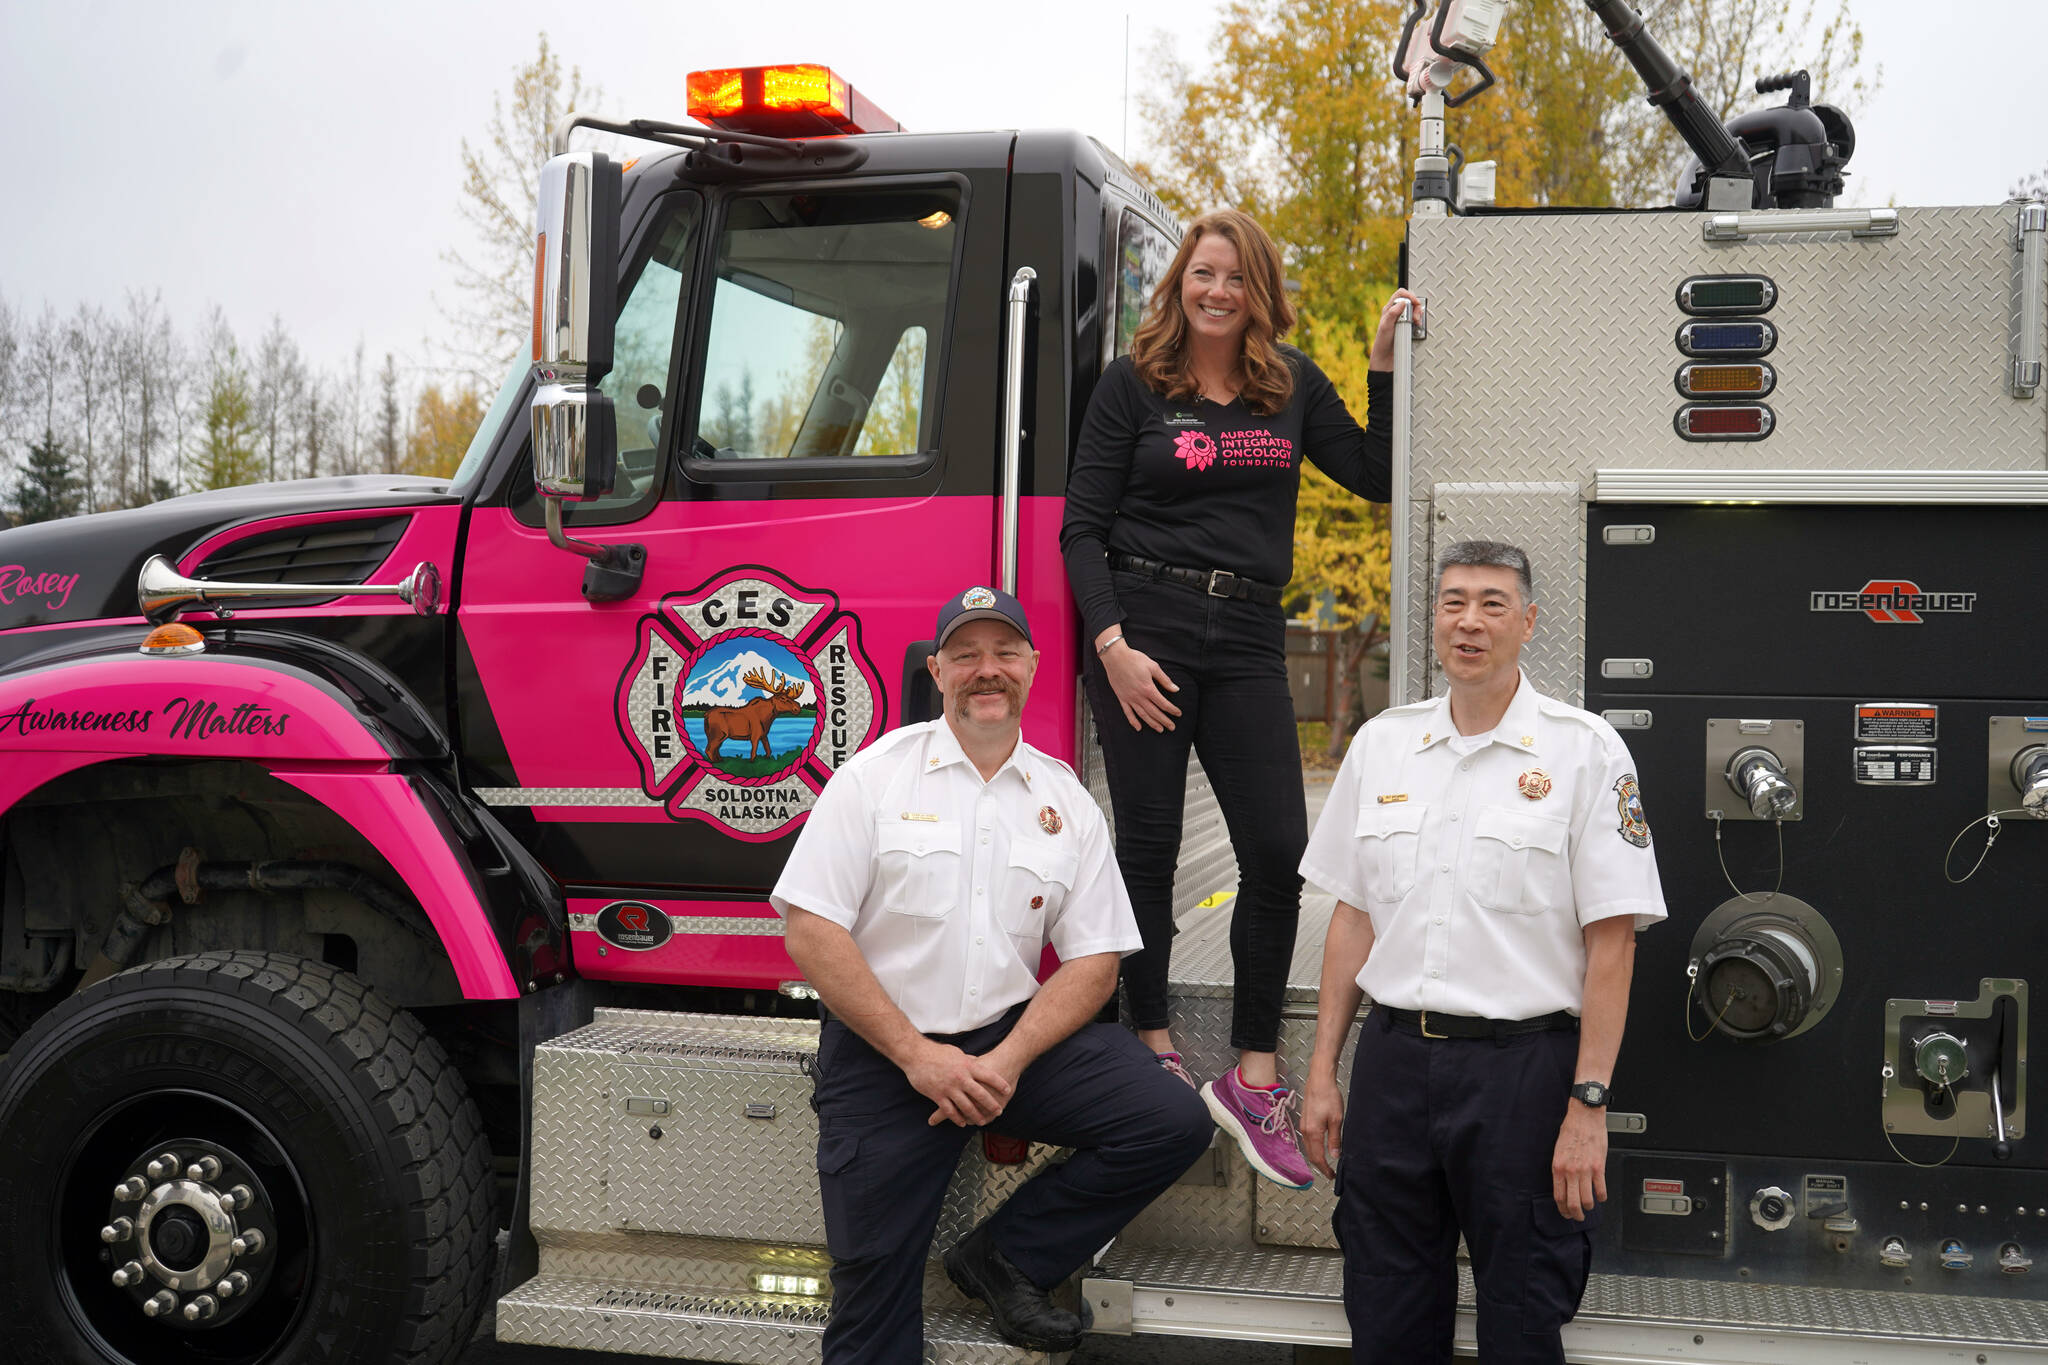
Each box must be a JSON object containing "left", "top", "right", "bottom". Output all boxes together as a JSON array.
[{"left": 943, "top": 1220, "right": 1088, "bottom": 1351}]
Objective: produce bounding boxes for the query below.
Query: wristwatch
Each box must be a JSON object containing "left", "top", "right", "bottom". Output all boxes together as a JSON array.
[{"left": 1570, "top": 1080, "right": 1611, "bottom": 1109}]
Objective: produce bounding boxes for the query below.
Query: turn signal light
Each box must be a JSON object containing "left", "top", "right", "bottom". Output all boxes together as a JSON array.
[
  {"left": 1677, "top": 362, "right": 1775, "bottom": 398},
  {"left": 1675, "top": 403, "right": 1775, "bottom": 441},
  {"left": 140, "top": 622, "right": 207, "bottom": 656}
]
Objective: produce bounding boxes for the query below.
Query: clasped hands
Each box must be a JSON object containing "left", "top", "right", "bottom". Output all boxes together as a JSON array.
[{"left": 905, "top": 1039, "right": 1023, "bottom": 1127}]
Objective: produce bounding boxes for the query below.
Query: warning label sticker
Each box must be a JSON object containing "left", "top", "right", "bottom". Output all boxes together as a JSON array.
[{"left": 1856, "top": 703, "right": 1937, "bottom": 743}]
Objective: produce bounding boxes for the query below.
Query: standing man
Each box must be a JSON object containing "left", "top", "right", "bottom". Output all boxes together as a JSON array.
[
  {"left": 1298, "top": 541, "right": 1666, "bottom": 1364},
  {"left": 774, "top": 585, "right": 1213, "bottom": 1364}
]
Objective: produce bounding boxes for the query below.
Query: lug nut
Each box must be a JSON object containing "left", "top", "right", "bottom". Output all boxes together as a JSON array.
[
  {"left": 186, "top": 1155, "right": 222, "bottom": 1182},
  {"left": 111, "top": 1260, "right": 145, "bottom": 1287},
  {"left": 231, "top": 1228, "right": 266, "bottom": 1256},
  {"left": 183, "top": 1293, "right": 219, "bottom": 1322},
  {"left": 216, "top": 1270, "right": 251, "bottom": 1298},
  {"left": 113, "top": 1178, "right": 148, "bottom": 1202},
  {"left": 100, "top": 1218, "right": 135, "bottom": 1243},
  {"left": 142, "top": 1290, "right": 179, "bottom": 1318},
  {"left": 220, "top": 1184, "right": 255, "bottom": 1213},
  {"left": 145, "top": 1152, "right": 182, "bottom": 1181}
]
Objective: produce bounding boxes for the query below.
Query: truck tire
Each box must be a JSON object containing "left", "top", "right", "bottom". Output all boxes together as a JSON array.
[{"left": 0, "top": 951, "right": 493, "bottom": 1365}]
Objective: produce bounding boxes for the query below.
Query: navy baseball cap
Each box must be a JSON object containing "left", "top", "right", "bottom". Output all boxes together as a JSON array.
[{"left": 935, "top": 585, "right": 1032, "bottom": 647}]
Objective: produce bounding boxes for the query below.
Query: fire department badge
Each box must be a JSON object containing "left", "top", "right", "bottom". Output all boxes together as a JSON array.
[
  {"left": 961, "top": 586, "right": 997, "bottom": 609},
  {"left": 1614, "top": 774, "right": 1651, "bottom": 848},
  {"left": 615, "top": 566, "right": 886, "bottom": 841},
  {"left": 1030, "top": 895, "right": 1045, "bottom": 910},
  {"left": 1038, "top": 806, "right": 1063, "bottom": 835},
  {"left": 1518, "top": 768, "right": 1552, "bottom": 801}
]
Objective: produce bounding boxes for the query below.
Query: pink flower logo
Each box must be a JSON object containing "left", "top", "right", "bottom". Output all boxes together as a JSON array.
[{"left": 1173, "top": 430, "right": 1217, "bottom": 471}]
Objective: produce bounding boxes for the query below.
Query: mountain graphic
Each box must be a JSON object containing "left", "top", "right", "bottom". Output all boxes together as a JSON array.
[{"left": 682, "top": 649, "right": 806, "bottom": 707}]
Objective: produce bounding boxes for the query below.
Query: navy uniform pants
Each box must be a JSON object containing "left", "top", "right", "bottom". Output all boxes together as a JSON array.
[
  {"left": 1333, "top": 1011, "right": 1598, "bottom": 1365},
  {"left": 813, "top": 1006, "right": 1213, "bottom": 1365}
]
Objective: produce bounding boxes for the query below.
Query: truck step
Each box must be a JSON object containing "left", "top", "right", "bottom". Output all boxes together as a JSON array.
[
  {"left": 496, "top": 1274, "right": 1070, "bottom": 1362},
  {"left": 1083, "top": 1245, "right": 2048, "bottom": 1362}
]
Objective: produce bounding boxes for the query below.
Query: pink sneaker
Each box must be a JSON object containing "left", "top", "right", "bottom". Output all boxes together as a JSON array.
[
  {"left": 1155, "top": 1051, "right": 1198, "bottom": 1092},
  {"left": 1201, "top": 1067, "right": 1313, "bottom": 1189}
]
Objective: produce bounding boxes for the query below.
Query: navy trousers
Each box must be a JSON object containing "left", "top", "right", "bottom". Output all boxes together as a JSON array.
[
  {"left": 1333, "top": 1011, "right": 1599, "bottom": 1365},
  {"left": 812, "top": 1007, "right": 1213, "bottom": 1365}
]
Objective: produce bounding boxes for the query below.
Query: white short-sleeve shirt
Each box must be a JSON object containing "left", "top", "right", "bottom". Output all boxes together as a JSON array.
[
  {"left": 770, "top": 718, "right": 1142, "bottom": 1035},
  {"left": 1300, "top": 672, "right": 1666, "bottom": 1019}
]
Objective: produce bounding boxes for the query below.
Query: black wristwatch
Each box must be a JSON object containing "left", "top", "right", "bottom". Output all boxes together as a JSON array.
[{"left": 1570, "top": 1080, "right": 1611, "bottom": 1109}]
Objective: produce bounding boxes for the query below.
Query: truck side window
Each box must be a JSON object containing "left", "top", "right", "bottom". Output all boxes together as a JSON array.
[
  {"left": 691, "top": 186, "right": 960, "bottom": 463},
  {"left": 587, "top": 196, "right": 702, "bottom": 511},
  {"left": 1114, "top": 208, "right": 1175, "bottom": 359}
]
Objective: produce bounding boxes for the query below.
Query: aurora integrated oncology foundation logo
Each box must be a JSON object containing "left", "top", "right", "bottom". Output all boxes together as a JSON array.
[
  {"left": 615, "top": 566, "right": 886, "bottom": 841},
  {"left": 1172, "top": 430, "right": 1218, "bottom": 471}
]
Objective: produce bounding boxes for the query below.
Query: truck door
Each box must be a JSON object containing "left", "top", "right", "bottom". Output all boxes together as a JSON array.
[{"left": 456, "top": 151, "right": 1010, "bottom": 986}]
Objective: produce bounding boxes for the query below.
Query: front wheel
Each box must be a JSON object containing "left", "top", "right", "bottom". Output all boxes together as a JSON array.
[{"left": 0, "top": 952, "right": 493, "bottom": 1365}]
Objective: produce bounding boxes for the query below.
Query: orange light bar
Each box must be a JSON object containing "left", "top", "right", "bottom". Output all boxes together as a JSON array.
[
  {"left": 687, "top": 68, "right": 746, "bottom": 121},
  {"left": 761, "top": 64, "right": 850, "bottom": 119},
  {"left": 686, "top": 63, "right": 899, "bottom": 136}
]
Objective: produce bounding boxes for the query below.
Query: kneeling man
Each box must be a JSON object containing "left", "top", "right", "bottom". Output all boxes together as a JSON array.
[
  {"left": 775, "top": 585, "right": 1213, "bottom": 1364},
  {"left": 1299, "top": 541, "right": 1667, "bottom": 1364}
]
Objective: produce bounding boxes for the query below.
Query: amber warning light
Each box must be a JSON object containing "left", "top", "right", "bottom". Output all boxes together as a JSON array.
[{"left": 687, "top": 64, "right": 901, "bottom": 137}]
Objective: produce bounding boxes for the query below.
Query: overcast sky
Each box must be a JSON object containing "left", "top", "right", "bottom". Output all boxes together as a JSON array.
[{"left": 2, "top": 0, "right": 2042, "bottom": 387}]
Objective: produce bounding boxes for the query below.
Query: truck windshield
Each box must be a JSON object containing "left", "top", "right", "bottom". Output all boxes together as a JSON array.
[
  {"left": 693, "top": 185, "right": 960, "bottom": 462},
  {"left": 448, "top": 357, "right": 527, "bottom": 496}
]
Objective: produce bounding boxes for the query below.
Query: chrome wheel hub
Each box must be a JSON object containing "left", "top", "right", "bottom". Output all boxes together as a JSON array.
[{"left": 100, "top": 1138, "right": 275, "bottom": 1328}]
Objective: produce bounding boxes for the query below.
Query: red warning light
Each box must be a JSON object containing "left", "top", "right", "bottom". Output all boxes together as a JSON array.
[
  {"left": 1675, "top": 404, "right": 1774, "bottom": 441},
  {"left": 686, "top": 64, "right": 900, "bottom": 137}
]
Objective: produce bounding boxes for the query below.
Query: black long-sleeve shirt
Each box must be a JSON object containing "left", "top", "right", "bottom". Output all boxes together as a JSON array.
[{"left": 1059, "top": 346, "right": 1392, "bottom": 642}]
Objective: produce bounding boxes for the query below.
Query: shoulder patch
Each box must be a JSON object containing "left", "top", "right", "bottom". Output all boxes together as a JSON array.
[{"left": 1613, "top": 774, "right": 1651, "bottom": 848}]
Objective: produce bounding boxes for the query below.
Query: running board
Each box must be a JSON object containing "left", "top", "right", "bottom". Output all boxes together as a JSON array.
[
  {"left": 496, "top": 1275, "right": 1070, "bottom": 1363},
  {"left": 1081, "top": 1246, "right": 2048, "bottom": 1363}
]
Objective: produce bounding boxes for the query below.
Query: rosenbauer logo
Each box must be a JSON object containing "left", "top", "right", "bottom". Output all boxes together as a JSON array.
[{"left": 1809, "top": 579, "right": 1976, "bottom": 624}]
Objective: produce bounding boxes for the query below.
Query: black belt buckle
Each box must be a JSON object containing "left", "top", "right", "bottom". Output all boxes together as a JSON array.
[{"left": 1207, "top": 569, "right": 1238, "bottom": 598}]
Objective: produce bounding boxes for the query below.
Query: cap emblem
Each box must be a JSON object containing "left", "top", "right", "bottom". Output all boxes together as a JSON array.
[{"left": 961, "top": 587, "right": 997, "bottom": 609}]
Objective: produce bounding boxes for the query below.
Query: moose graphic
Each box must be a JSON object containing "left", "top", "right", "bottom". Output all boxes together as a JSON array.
[{"left": 702, "top": 667, "right": 808, "bottom": 761}]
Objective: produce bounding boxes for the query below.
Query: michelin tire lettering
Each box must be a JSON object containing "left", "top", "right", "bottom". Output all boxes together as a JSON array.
[{"left": 614, "top": 566, "right": 885, "bottom": 841}]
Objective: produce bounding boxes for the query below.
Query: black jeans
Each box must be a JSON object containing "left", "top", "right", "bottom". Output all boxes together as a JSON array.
[
  {"left": 812, "top": 1007, "right": 1213, "bottom": 1365},
  {"left": 1084, "top": 567, "right": 1307, "bottom": 1053}
]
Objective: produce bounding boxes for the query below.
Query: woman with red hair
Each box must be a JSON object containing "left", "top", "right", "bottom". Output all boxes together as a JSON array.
[{"left": 1061, "top": 208, "right": 1411, "bottom": 1189}]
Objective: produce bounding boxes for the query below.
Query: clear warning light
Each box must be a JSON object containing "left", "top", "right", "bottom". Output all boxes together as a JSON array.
[
  {"left": 753, "top": 1271, "right": 826, "bottom": 1297},
  {"left": 1677, "top": 362, "right": 1775, "bottom": 398},
  {"left": 1676, "top": 404, "right": 1774, "bottom": 441}
]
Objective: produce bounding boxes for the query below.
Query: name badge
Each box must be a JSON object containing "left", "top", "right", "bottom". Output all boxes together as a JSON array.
[
  {"left": 1161, "top": 409, "right": 1205, "bottom": 429},
  {"left": 899, "top": 811, "right": 939, "bottom": 823},
  {"left": 1376, "top": 794, "right": 1409, "bottom": 805}
]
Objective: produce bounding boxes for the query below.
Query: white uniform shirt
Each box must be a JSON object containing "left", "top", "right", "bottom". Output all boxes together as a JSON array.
[
  {"left": 771, "top": 719, "right": 1142, "bottom": 1034},
  {"left": 1300, "top": 672, "right": 1666, "bottom": 1019}
]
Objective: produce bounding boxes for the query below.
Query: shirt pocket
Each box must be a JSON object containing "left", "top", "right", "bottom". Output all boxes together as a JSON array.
[
  {"left": 875, "top": 819, "right": 963, "bottom": 918},
  {"left": 1470, "top": 808, "right": 1570, "bottom": 915},
  {"left": 999, "top": 837, "right": 1080, "bottom": 946},
  {"left": 1353, "top": 802, "right": 1427, "bottom": 904}
]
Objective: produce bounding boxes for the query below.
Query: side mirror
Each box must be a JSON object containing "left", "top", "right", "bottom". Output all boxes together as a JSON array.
[
  {"left": 530, "top": 150, "right": 621, "bottom": 503},
  {"left": 529, "top": 151, "right": 644, "bottom": 601}
]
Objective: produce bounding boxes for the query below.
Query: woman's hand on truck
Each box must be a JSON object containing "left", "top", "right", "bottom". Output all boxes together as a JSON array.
[
  {"left": 909, "top": 1040, "right": 1016, "bottom": 1127},
  {"left": 1097, "top": 625, "right": 1182, "bottom": 732},
  {"left": 1368, "top": 288, "right": 1424, "bottom": 372}
]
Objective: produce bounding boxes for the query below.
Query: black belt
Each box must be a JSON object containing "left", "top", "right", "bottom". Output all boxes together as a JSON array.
[
  {"left": 1381, "top": 1007, "right": 1579, "bottom": 1041},
  {"left": 1108, "top": 553, "right": 1283, "bottom": 605}
]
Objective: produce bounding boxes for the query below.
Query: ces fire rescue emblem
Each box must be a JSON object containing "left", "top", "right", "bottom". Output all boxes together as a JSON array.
[
  {"left": 615, "top": 566, "right": 885, "bottom": 841},
  {"left": 1614, "top": 773, "right": 1651, "bottom": 848}
]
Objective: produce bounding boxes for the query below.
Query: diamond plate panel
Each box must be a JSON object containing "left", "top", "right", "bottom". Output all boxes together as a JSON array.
[
  {"left": 1090, "top": 1245, "right": 2048, "bottom": 1345},
  {"left": 498, "top": 1276, "right": 1070, "bottom": 1363},
  {"left": 1398, "top": 206, "right": 2048, "bottom": 702},
  {"left": 1432, "top": 482, "right": 1586, "bottom": 704}
]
